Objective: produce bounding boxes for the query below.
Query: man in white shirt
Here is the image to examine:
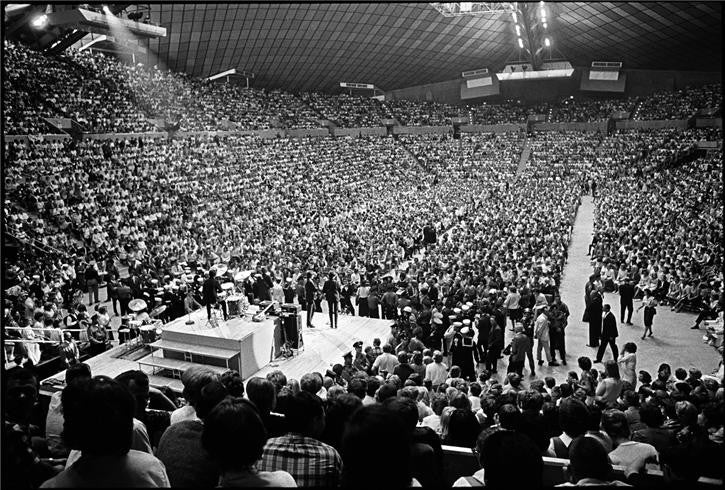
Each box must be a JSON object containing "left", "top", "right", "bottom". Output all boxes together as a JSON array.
[
  {"left": 603, "top": 409, "right": 658, "bottom": 469},
  {"left": 371, "top": 344, "right": 399, "bottom": 376},
  {"left": 424, "top": 351, "right": 448, "bottom": 389},
  {"left": 535, "top": 308, "right": 558, "bottom": 367}
]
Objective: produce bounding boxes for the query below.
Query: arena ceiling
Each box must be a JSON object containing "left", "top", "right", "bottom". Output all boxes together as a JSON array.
[{"left": 8, "top": 2, "right": 724, "bottom": 93}]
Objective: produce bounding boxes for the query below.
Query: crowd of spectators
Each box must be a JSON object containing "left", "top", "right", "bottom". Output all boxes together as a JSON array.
[{"left": 4, "top": 40, "right": 722, "bottom": 134}]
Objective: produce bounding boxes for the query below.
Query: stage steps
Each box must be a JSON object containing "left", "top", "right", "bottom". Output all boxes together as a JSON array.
[
  {"left": 150, "top": 339, "right": 238, "bottom": 361},
  {"left": 138, "top": 353, "right": 230, "bottom": 378}
]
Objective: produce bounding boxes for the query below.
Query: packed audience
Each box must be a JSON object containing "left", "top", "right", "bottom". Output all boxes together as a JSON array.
[{"left": 5, "top": 40, "right": 721, "bottom": 135}]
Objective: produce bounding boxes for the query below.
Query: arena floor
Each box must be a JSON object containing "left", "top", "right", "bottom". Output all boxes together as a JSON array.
[{"left": 89, "top": 196, "right": 719, "bottom": 384}]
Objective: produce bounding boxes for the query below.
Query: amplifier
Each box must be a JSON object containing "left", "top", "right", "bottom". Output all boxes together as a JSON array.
[{"left": 282, "top": 303, "right": 302, "bottom": 314}]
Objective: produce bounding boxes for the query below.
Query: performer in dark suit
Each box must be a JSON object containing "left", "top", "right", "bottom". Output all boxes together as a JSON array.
[
  {"left": 619, "top": 277, "right": 635, "bottom": 325},
  {"left": 202, "top": 270, "right": 226, "bottom": 321},
  {"left": 305, "top": 272, "right": 317, "bottom": 328},
  {"left": 595, "top": 304, "right": 618, "bottom": 362},
  {"left": 322, "top": 272, "right": 341, "bottom": 329}
]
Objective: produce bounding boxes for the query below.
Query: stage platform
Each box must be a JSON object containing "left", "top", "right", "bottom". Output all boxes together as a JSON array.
[{"left": 40, "top": 310, "right": 394, "bottom": 396}]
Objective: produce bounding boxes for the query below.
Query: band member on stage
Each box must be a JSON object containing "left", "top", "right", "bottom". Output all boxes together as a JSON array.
[
  {"left": 322, "top": 272, "right": 341, "bottom": 329},
  {"left": 184, "top": 287, "right": 202, "bottom": 314},
  {"left": 305, "top": 272, "right": 317, "bottom": 328},
  {"left": 283, "top": 278, "right": 295, "bottom": 304},
  {"left": 203, "top": 270, "right": 227, "bottom": 321}
]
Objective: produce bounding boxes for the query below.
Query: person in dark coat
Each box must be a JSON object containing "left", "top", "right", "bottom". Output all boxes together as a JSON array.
[
  {"left": 322, "top": 272, "right": 341, "bottom": 329},
  {"left": 619, "top": 277, "right": 635, "bottom": 325},
  {"left": 486, "top": 322, "right": 504, "bottom": 373},
  {"left": 475, "top": 312, "right": 492, "bottom": 366},
  {"left": 203, "top": 270, "right": 226, "bottom": 321},
  {"left": 595, "top": 304, "right": 618, "bottom": 363},
  {"left": 451, "top": 325, "right": 476, "bottom": 381},
  {"left": 304, "top": 272, "right": 317, "bottom": 328},
  {"left": 587, "top": 290, "right": 603, "bottom": 348}
]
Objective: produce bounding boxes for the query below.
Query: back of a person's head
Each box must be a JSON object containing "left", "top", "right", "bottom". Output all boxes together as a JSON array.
[
  {"left": 266, "top": 370, "right": 288, "bottom": 393},
  {"left": 469, "top": 382, "right": 482, "bottom": 397},
  {"left": 366, "top": 377, "right": 381, "bottom": 397},
  {"left": 382, "top": 396, "right": 419, "bottom": 432},
  {"left": 341, "top": 404, "right": 411, "bottom": 488},
  {"left": 675, "top": 400, "right": 698, "bottom": 426},
  {"left": 558, "top": 398, "right": 588, "bottom": 437},
  {"left": 195, "top": 380, "right": 229, "bottom": 420},
  {"left": 115, "top": 369, "right": 149, "bottom": 391},
  {"left": 202, "top": 397, "right": 267, "bottom": 471},
  {"left": 450, "top": 391, "right": 472, "bottom": 411},
  {"left": 638, "top": 402, "right": 665, "bottom": 428},
  {"left": 449, "top": 366, "right": 461, "bottom": 378},
  {"left": 545, "top": 376, "right": 556, "bottom": 389},
  {"left": 300, "top": 372, "right": 323, "bottom": 395},
  {"left": 447, "top": 409, "right": 481, "bottom": 447},
  {"left": 498, "top": 403, "right": 522, "bottom": 431},
  {"left": 376, "top": 383, "right": 398, "bottom": 403},
  {"left": 65, "top": 362, "right": 92, "bottom": 385},
  {"left": 61, "top": 376, "right": 134, "bottom": 455},
  {"left": 181, "top": 366, "right": 218, "bottom": 408},
  {"left": 478, "top": 430, "right": 543, "bottom": 488},
  {"left": 284, "top": 391, "right": 324, "bottom": 436},
  {"left": 348, "top": 377, "right": 367, "bottom": 399},
  {"left": 431, "top": 393, "right": 448, "bottom": 416},
  {"left": 601, "top": 409, "right": 629, "bottom": 440},
  {"left": 519, "top": 390, "right": 544, "bottom": 412},
  {"left": 220, "top": 370, "right": 245, "bottom": 397},
  {"left": 567, "top": 436, "right": 613, "bottom": 482},
  {"left": 246, "top": 377, "right": 277, "bottom": 415}
]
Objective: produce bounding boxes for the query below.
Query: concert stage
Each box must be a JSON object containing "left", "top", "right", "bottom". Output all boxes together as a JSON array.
[{"left": 40, "top": 310, "right": 394, "bottom": 396}]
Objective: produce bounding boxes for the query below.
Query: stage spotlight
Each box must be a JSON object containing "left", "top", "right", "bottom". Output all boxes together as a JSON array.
[
  {"left": 102, "top": 5, "right": 111, "bottom": 14},
  {"left": 31, "top": 14, "right": 48, "bottom": 28},
  {"left": 518, "top": 38, "right": 524, "bottom": 49},
  {"left": 544, "top": 37, "right": 551, "bottom": 47}
]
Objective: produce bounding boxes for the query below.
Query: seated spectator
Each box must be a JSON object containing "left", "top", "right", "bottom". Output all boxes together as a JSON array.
[
  {"left": 156, "top": 380, "right": 228, "bottom": 487},
  {"left": 558, "top": 436, "right": 632, "bottom": 487},
  {"left": 383, "top": 396, "right": 441, "bottom": 487},
  {"left": 246, "top": 376, "right": 287, "bottom": 437},
  {"left": 45, "top": 362, "right": 92, "bottom": 457},
  {"left": 170, "top": 365, "right": 218, "bottom": 425},
  {"left": 547, "top": 398, "right": 589, "bottom": 458},
  {"left": 40, "top": 376, "right": 169, "bottom": 487},
  {"left": 602, "top": 409, "right": 658, "bottom": 469},
  {"left": 421, "top": 393, "right": 448, "bottom": 434},
  {"left": 202, "top": 397, "right": 296, "bottom": 487},
  {"left": 584, "top": 404, "right": 613, "bottom": 452},
  {"left": 340, "top": 404, "right": 415, "bottom": 488},
  {"left": 631, "top": 401, "right": 676, "bottom": 453},
  {"left": 453, "top": 430, "right": 543, "bottom": 487},
  {"left": 320, "top": 393, "right": 362, "bottom": 451},
  {"left": 258, "top": 391, "right": 342, "bottom": 487}
]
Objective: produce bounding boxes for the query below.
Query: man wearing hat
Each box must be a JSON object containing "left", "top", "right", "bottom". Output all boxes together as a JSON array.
[
  {"left": 341, "top": 351, "right": 359, "bottom": 383},
  {"left": 352, "top": 341, "right": 369, "bottom": 373},
  {"left": 451, "top": 320, "right": 476, "bottom": 381}
]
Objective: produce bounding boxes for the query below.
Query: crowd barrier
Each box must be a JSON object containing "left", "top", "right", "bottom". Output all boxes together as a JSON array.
[
  {"left": 532, "top": 121, "right": 609, "bottom": 133},
  {"left": 333, "top": 127, "right": 387, "bottom": 137},
  {"left": 441, "top": 444, "right": 723, "bottom": 487},
  {"left": 460, "top": 123, "right": 526, "bottom": 133},
  {"left": 615, "top": 119, "right": 689, "bottom": 130},
  {"left": 392, "top": 125, "right": 452, "bottom": 135},
  {"left": 695, "top": 118, "right": 722, "bottom": 128}
]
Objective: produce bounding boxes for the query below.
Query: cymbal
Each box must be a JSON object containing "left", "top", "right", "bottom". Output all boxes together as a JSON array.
[
  {"left": 150, "top": 305, "right": 167, "bottom": 317},
  {"left": 128, "top": 299, "right": 147, "bottom": 312}
]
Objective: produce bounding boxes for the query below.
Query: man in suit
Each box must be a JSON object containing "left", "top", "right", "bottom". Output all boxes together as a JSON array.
[
  {"left": 202, "top": 270, "right": 226, "bottom": 321},
  {"left": 595, "top": 304, "right": 618, "bottom": 363},
  {"left": 305, "top": 272, "right": 317, "bottom": 328},
  {"left": 322, "top": 272, "right": 341, "bottom": 329},
  {"left": 619, "top": 277, "right": 635, "bottom": 325}
]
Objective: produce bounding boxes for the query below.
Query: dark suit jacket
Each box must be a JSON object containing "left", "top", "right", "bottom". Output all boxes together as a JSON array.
[
  {"left": 619, "top": 283, "right": 635, "bottom": 302},
  {"left": 602, "top": 312, "right": 618, "bottom": 338},
  {"left": 202, "top": 277, "right": 220, "bottom": 303},
  {"left": 322, "top": 279, "right": 340, "bottom": 301}
]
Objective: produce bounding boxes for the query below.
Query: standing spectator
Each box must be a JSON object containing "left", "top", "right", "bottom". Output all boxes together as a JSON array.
[
  {"left": 586, "top": 289, "right": 603, "bottom": 348},
  {"left": 258, "top": 392, "right": 342, "bottom": 487},
  {"left": 487, "top": 320, "right": 504, "bottom": 373},
  {"left": 549, "top": 296, "right": 569, "bottom": 366},
  {"left": 617, "top": 343, "right": 638, "bottom": 387},
  {"left": 202, "top": 397, "right": 296, "bottom": 487},
  {"left": 535, "top": 308, "right": 557, "bottom": 367},
  {"left": 594, "top": 305, "right": 618, "bottom": 363},
  {"left": 503, "top": 286, "right": 521, "bottom": 330},
  {"left": 85, "top": 262, "right": 100, "bottom": 306},
  {"left": 637, "top": 294, "right": 657, "bottom": 339},
  {"left": 508, "top": 325, "right": 531, "bottom": 376}
]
